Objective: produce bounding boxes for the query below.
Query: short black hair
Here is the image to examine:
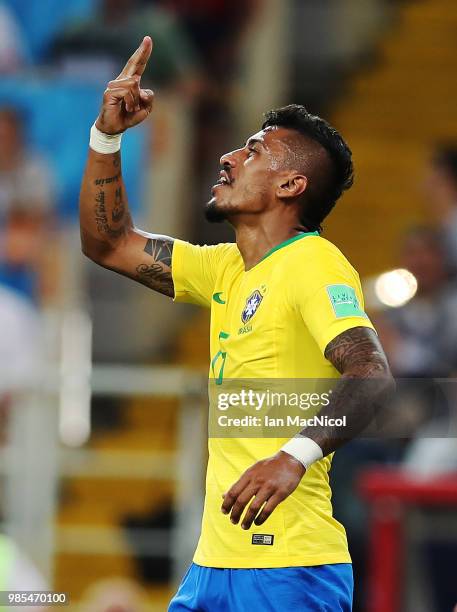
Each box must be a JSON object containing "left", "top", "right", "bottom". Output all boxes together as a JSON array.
[{"left": 262, "top": 104, "right": 354, "bottom": 230}]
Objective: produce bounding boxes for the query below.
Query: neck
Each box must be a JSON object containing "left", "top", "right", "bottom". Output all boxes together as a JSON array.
[{"left": 234, "top": 220, "right": 309, "bottom": 271}]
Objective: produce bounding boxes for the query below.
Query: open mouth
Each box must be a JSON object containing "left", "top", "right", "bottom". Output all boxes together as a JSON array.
[
  {"left": 216, "top": 169, "right": 233, "bottom": 186},
  {"left": 214, "top": 177, "right": 230, "bottom": 187},
  {"left": 211, "top": 169, "right": 233, "bottom": 193}
]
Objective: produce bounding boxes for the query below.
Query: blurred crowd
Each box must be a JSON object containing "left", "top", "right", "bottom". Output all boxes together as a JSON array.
[
  {"left": 333, "top": 148, "right": 457, "bottom": 611},
  {"left": 0, "top": 0, "right": 259, "bottom": 389},
  {"left": 0, "top": 0, "right": 261, "bottom": 373},
  {"left": 377, "top": 147, "right": 457, "bottom": 380}
]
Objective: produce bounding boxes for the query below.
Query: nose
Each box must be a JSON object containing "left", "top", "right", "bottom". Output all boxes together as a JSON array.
[{"left": 220, "top": 150, "right": 236, "bottom": 168}]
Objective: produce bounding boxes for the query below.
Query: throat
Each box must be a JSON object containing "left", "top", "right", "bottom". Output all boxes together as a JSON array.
[{"left": 236, "top": 227, "right": 311, "bottom": 271}]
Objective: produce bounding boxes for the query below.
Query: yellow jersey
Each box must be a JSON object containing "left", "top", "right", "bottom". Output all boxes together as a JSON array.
[{"left": 172, "top": 232, "right": 375, "bottom": 568}]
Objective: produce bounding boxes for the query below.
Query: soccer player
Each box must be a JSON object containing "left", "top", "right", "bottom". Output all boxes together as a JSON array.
[{"left": 80, "top": 37, "right": 394, "bottom": 611}]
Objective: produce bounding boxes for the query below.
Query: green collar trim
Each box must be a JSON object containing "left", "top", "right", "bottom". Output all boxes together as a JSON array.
[{"left": 259, "top": 231, "right": 319, "bottom": 263}]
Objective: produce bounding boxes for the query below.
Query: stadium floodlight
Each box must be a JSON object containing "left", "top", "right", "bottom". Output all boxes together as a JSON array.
[{"left": 374, "top": 268, "right": 418, "bottom": 308}]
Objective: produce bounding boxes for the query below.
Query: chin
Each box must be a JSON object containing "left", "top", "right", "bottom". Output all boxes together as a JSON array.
[{"left": 204, "top": 197, "right": 228, "bottom": 223}]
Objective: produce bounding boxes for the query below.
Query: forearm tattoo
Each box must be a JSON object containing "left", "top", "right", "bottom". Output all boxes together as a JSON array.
[
  {"left": 94, "top": 189, "right": 130, "bottom": 239},
  {"left": 94, "top": 173, "right": 120, "bottom": 186},
  {"left": 135, "top": 238, "right": 174, "bottom": 297},
  {"left": 300, "top": 327, "right": 394, "bottom": 456},
  {"left": 93, "top": 154, "right": 131, "bottom": 240},
  {"left": 88, "top": 153, "right": 174, "bottom": 297},
  {"left": 112, "top": 187, "right": 125, "bottom": 223}
]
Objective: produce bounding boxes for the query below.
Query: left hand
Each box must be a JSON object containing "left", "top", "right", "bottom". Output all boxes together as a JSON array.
[{"left": 221, "top": 451, "right": 306, "bottom": 530}]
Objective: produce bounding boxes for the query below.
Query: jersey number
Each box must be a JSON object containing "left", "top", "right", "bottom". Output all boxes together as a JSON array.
[{"left": 211, "top": 350, "right": 227, "bottom": 385}]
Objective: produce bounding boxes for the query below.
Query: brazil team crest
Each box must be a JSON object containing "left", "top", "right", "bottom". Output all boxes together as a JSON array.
[{"left": 241, "top": 289, "right": 263, "bottom": 323}]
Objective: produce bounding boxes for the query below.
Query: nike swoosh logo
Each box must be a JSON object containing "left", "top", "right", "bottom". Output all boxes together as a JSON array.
[{"left": 213, "top": 292, "right": 226, "bottom": 304}]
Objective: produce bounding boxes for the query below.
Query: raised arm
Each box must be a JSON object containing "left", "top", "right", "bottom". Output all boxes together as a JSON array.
[{"left": 79, "top": 36, "right": 175, "bottom": 298}]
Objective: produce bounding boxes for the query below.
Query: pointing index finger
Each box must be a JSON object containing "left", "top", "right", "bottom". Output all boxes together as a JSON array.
[{"left": 118, "top": 36, "right": 153, "bottom": 79}]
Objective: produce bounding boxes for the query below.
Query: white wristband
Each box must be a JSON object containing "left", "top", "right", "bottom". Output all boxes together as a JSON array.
[
  {"left": 281, "top": 436, "right": 323, "bottom": 469},
  {"left": 89, "top": 123, "right": 122, "bottom": 154}
]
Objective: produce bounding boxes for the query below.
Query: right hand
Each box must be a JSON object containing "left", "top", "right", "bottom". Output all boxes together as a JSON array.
[{"left": 95, "top": 36, "right": 154, "bottom": 135}]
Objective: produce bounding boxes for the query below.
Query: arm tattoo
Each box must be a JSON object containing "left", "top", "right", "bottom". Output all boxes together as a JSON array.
[
  {"left": 299, "top": 327, "right": 394, "bottom": 456},
  {"left": 324, "top": 326, "right": 389, "bottom": 377},
  {"left": 93, "top": 172, "right": 130, "bottom": 240},
  {"left": 135, "top": 237, "right": 174, "bottom": 297},
  {"left": 143, "top": 238, "right": 172, "bottom": 266},
  {"left": 83, "top": 149, "right": 174, "bottom": 296},
  {"left": 94, "top": 173, "right": 120, "bottom": 186},
  {"left": 112, "top": 187, "right": 125, "bottom": 223},
  {"left": 94, "top": 189, "right": 130, "bottom": 239}
]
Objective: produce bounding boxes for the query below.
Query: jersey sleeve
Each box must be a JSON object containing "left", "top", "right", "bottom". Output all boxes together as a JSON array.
[
  {"left": 172, "top": 239, "right": 234, "bottom": 308},
  {"left": 294, "top": 243, "right": 376, "bottom": 355}
]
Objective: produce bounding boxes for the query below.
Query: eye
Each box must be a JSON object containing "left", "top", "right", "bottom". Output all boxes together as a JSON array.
[{"left": 247, "top": 147, "right": 257, "bottom": 158}]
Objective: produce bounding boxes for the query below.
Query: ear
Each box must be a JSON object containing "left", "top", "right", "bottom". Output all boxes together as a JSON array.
[{"left": 276, "top": 173, "right": 308, "bottom": 201}]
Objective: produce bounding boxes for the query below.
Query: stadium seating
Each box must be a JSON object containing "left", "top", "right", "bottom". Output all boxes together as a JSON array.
[
  {"left": 4, "top": 0, "right": 95, "bottom": 60},
  {"left": 327, "top": 0, "right": 457, "bottom": 276}
]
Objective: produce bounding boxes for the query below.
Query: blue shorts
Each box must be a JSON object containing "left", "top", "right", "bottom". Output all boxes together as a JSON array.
[{"left": 168, "top": 562, "right": 353, "bottom": 612}]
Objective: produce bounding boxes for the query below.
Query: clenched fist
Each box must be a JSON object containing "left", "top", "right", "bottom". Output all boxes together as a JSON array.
[{"left": 95, "top": 36, "right": 155, "bottom": 135}]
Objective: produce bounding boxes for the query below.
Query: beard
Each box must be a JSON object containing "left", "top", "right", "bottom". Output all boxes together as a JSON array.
[{"left": 204, "top": 197, "right": 228, "bottom": 223}]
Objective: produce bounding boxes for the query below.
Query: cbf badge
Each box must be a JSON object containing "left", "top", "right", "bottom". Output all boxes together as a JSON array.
[{"left": 241, "top": 289, "right": 263, "bottom": 323}]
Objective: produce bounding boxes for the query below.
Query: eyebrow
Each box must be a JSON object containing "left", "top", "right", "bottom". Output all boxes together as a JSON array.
[{"left": 245, "top": 137, "right": 266, "bottom": 149}]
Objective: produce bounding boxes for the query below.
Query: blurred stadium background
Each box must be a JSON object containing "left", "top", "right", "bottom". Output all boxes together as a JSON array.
[{"left": 1, "top": 0, "right": 457, "bottom": 610}]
